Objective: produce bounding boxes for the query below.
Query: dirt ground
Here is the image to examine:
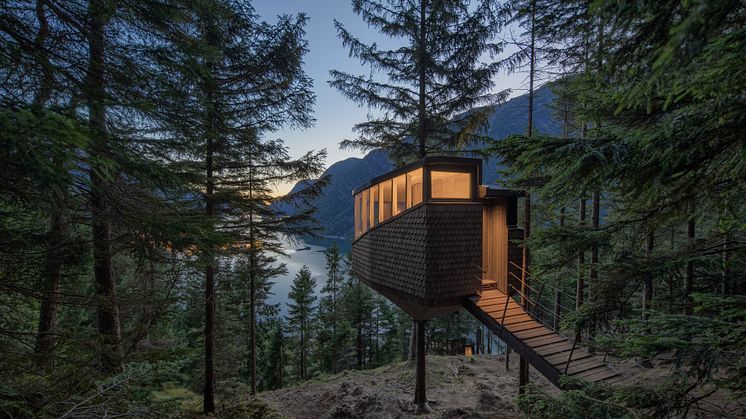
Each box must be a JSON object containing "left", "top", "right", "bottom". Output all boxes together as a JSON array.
[{"left": 259, "top": 354, "right": 558, "bottom": 419}]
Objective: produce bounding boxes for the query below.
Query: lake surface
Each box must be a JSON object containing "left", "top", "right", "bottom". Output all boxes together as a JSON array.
[{"left": 267, "top": 236, "right": 350, "bottom": 314}]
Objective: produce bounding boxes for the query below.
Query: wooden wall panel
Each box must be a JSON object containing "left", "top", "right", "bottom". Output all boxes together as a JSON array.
[{"left": 483, "top": 203, "right": 508, "bottom": 293}]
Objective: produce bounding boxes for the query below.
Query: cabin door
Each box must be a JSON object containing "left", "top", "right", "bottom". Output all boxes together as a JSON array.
[{"left": 482, "top": 203, "right": 508, "bottom": 293}]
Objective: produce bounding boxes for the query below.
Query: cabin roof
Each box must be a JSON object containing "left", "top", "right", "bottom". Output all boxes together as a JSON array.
[
  {"left": 480, "top": 185, "right": 526, "bottom": 198},
  {"left": 352, "top": 156, "right": 482, "bottom": 196}
]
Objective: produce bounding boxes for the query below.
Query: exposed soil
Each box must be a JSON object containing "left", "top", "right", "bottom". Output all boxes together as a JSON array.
[{"left": 259, "top": 354, "right": 558, "bottom": 419}]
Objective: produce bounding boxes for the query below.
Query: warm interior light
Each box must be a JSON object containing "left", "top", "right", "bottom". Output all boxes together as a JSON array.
[{"left": 431, "top": 170, "right": 471, "bottom": 199}]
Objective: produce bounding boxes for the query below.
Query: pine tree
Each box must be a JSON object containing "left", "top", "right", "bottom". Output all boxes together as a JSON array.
[
  {"left": 154, "top": 0, "right": 322, "bottom": 409},
  {"left": 317, "top": 243, "right": 346, "bottom": 373},
  {"left": 286, "top": 265, "right": 317, "bottom": 381},
  {"left": 330, "top": 0, "right": 506, "bottom": 162}
]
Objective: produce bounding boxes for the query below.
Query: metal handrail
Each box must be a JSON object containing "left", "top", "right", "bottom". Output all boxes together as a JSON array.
[
  {"left": 508, "top": 269, "right": 578, "bottom": 314},
  {"left": 508, "top": 260, "right": 578, "bottom": 302},
  {"left": 564, "top": 336, "right": 578, "bottom": 374}
]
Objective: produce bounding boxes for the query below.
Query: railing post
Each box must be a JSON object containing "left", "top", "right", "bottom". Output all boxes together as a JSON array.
[
  {"left": 500, "top": 286, "right": 511, "bottom": 327},
  {"left": 564, "top": 336, "right": 577, "bottom": 375},
  {"left": 530, "top": 281, "right": 545, "bottom": 318}
]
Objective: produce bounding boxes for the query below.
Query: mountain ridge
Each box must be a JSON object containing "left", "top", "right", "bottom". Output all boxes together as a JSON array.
[{"left": 283, "top": 85, "right": 561, "bottom": 239}]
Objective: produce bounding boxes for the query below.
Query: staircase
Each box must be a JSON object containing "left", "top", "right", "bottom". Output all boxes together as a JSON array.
[{"left": 464, "top": 283, "right": 628, "bottom": 388}]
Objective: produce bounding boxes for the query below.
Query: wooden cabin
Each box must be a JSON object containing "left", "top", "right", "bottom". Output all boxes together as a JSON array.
[{"left": 351, "top": 157, "right": 525, "bottom": 320}]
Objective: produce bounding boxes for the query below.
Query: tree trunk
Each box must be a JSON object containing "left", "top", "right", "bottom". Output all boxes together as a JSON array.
[
  {"left": 522, "top": 0, "right": 535, "bottom": 308},
  {"left": 33, "top": 0, "right": 63, "bottom": 369},
  {"left": 518, "top": 357, "right": 529, "bottom": 394},
  {"left": 357, "top": 316, "right": 364, "bottom": 369},
  {"left": 576, "top": 199, "right": 586, "bottom": 310},
  {"left": 203, "top": 139, "right": 216, "bottom": 412},
  {"left": 408, "top": 320, "right": 416, "bottom": 361},
  {"left": 300, "top": 319, "right": 306, "bottom": 379},
  {"left": 248, "top": 165, "right": 258, "bottom": 395},
  {"left": 642, "top": 230, "right": 654, "bottom": 320},
  {"left": 417, "top": 0, "right": 428, "bottom": 158},
  {"left": 588, "top": 189, "right": 600, "bottom": 337},
  {"left": 87, "top": 0, "right": 122, "bottom": 373},
  {"left": 589, "top": 189, "right": 599, "bottom": 303},
  {"left": 721, "top": 236, "right": 730, "bottom": 297},
  {"left": 35, "top": 210, "right": 64, "bottom": 368},
  {"left": 684, "top": 213, "right": 695, "bottom": 315},
  {"left": 414, "top": 319, "right": 431, "bottom": 414}
]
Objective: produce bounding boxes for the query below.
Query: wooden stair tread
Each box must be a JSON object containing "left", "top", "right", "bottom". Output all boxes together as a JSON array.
[
  {"left": 534, "top": 342, "right": 574, "bottom": 356},
  {"left": 462, "top": 288, "right": 627, "bottom": 389},
  {"left": 547, "top": 352, "right": 593, "bottom": 366},
  {"left": 507, "top": 322, "right": 546, "bottom": 333},
  {"left": 513, "top": 327, "right": 555, "bottom": 340},
  {"left": 525, "top": 335, "right": 568, "bottom": 348},
  {"left": 574, "top": 367, "right": 621, "bottom": 382},
  {"left": 565, "top": 358, "right": 606, "bottom": 375}
]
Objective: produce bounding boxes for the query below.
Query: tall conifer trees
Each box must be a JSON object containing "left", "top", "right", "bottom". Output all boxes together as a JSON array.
[
  {"left": 155, "top": 0, "right": 322, "bottom": 411},
  {"left": 330, "top": 0, "right": 506, "bottom": 162}
]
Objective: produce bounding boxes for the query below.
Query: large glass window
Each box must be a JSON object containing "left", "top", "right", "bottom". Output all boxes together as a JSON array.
[
  {"left": 379, "top": 180, "right": 392, "bottom": 222},
  {"left": 370, "top": 184, "right": 379, "bottom": 226},
  {"left": 361, "top": 189, "right": 370, "bottom": 233},
  {"left": 431, "top": 170, "right": 471, "bottom": 199},
  {"left": 354, "top": 193, "right": 362, "bottom": 239},
  {"left": 407, "top": 168, "right": 423, "bottom": 208},
  {"left": 392, "top": 174, "right": 406, "bottom": 215}
]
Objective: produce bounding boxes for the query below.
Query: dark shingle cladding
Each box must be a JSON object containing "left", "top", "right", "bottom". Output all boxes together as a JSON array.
[{"left": 351, "top": 202, "right": 482, "bottom": 318}]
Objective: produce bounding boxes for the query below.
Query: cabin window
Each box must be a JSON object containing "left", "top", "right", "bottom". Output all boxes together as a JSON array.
[
  {"left": 370, "top": 184, "right": 379, "bottom": 226},
  {"left": 379, "top": 180, "right": 393, "bottom": 222},
  {"left": 430, "top": 170, "right": 471, "bottom": 199},
  {"left": 407, "top": 168, "right": 423, "bottom": 208},
  {"left": 393, "top": 174, "right": 406, "bottom": 215},
  {"left": 361, "top": 188, "right": 370, "bottom": 233},
  {"left": 354, "top": 193, "right": 362, "bottom": 239}
]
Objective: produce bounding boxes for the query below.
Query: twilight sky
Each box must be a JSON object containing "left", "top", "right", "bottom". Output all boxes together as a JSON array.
[{"left": 253, "top": 0, "right": 526, "bottom": 194}]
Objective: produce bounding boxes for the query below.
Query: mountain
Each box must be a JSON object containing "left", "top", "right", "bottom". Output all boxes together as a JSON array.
[{"left": 284, "top": 85, "right": 561, "bottom": 239}]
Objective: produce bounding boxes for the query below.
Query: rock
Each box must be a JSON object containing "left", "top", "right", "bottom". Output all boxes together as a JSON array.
[{"left": 476, "top": 391, "right": 511, "bottom": 412}]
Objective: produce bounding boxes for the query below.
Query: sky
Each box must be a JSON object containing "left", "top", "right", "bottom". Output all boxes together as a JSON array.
[{"left": 253, "top": 0, "right": 526, "bottom": 194}]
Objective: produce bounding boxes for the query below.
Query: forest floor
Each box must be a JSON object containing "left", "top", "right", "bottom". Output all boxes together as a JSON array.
[{"left": 258, "top": 354, "right": 557, "bottom": 419}]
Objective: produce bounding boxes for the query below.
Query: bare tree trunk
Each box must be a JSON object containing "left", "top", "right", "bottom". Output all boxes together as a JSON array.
[
  {"left": 356, "top": 317, "right": 363, "bottom": 369},
  {"left": 588, "top": 189, "right": 600, "bottom": 338},
  {"left": 87, "top": 0, "right": 122, "bottom": 373},
  {"left": 414, "top": 320, "right": 431, "bottom": 414},
  {"left": 518, "top": 357, "right": 529, "bottom": 394},
  {"left": 248, "top": 164, "right": 258, "bottom": 395},
  {"left": 408, "top": 320, "right": 416, "bottom": 361},
  {"left": 589, "top": 190, "right": 600, "bottom": 303},
  {"left": 684, "top": 212, "right": 695, "bottom": 315},
  {"left": 576, "top": 199, "right": 586, "bottom": 310},
  {"left": 302, "top": 320, "right": 309, "bottom": 378},
  {"left": 642, "top": 230, "right": 654, "bottom": 320},
  {"left": 721, "top": 236, "right": 730, "bottom": 297},
  {"left": 36, "top": 210, "right": 64, "bottom": 368},
  {"left": 669, "top": 225, "right": 675, "bottom": 311},
  {"left": 33, "top": 0, "right": 64, "bottom": 369}
]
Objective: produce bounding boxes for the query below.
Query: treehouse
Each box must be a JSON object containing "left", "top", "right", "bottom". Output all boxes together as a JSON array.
[
  {"left": 350, "top": 157, "right": 525, "bottom": 320},
  {"left": 351, "top": 157, "right": 627, "bottom": 393}
]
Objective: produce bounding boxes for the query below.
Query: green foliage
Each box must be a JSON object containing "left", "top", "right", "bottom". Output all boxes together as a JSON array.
[{"left": 331, "top": 0, "right": 507, "bottom": 161}]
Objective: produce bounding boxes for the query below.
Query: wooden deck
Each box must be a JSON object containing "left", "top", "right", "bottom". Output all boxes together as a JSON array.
[{"left": 463, "top": 289, "right": 626, "bottom": 387}]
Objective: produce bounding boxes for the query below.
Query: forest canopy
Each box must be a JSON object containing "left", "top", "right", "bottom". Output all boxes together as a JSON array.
[{"left": 1, "top": 0, "right": 745, "bottom": 418}]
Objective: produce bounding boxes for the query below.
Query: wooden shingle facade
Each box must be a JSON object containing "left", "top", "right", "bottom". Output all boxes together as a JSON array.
[{"left": 351, "top": 157, "right": 524, "bottom": 320}]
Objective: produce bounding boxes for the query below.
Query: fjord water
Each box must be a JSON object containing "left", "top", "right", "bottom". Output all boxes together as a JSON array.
[{"left": 267, "top": 236, "right": 351, "bottom": 314}]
